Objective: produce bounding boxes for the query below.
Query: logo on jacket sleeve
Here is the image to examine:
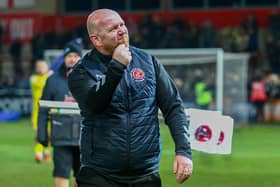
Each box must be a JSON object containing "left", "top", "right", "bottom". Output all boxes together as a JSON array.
[{"left": 131, "top": 68, "right": 145, "bottom": 81}]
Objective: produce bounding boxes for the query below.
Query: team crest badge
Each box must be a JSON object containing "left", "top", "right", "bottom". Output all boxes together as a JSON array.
[
  {"left": 195, "top": 125, "right": 212, "bottom": 142},
  {"left": 131, "top": 68, "right": 145, "bottom": 81}
]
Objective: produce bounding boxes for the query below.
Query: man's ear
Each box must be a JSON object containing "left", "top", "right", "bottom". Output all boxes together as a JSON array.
[{"left": 90, "top": 35, "right": 102, "bottom": 47}]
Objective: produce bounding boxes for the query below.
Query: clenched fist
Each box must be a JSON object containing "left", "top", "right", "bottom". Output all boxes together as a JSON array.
[
  {"left": 112, "top": 44, "right": 131, "bottom": 66},
  {"left": 173, "top": 155, "right": 193, "bottom": 184}
]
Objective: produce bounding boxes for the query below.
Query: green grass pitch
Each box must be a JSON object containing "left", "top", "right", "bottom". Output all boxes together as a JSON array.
[{"left": 0, "top": 119, "right": 280, "bottom": 187}]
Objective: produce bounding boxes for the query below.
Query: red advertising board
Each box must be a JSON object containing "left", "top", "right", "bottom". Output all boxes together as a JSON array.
[
  {"left": 0, "top": 7, "right": 279, "bottom": 44},
  {"left": 0, "top": 13, "right": 41, "bottom": 43}
]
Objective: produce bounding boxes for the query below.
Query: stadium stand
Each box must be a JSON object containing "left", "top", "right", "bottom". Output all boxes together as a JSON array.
[{"left": 0, "top": 0, "right": 279, "bottom": 122}]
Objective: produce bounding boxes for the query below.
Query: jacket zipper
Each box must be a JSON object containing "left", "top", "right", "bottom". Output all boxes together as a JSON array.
[{"left": 124, "top": 68, "right": 131, "bottom": 171}]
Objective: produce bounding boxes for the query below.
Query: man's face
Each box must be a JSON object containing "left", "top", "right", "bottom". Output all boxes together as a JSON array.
[
  {"left": 64, "top": 52, "right": 81, "bottom": 68},
  {"left": 36, "top": 60, "right": 49, "bottom": 75},
  {"left": 97, "top": 14, "right": 129, "bottom": 54}
]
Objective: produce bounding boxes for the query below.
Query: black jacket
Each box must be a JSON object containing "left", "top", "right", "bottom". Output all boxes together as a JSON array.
[
  {"left": 68, "top": 46, "right": 191, "bottom": 179},
  {"left": 37, "top": 64, "right": 81, "bottom": 147}
]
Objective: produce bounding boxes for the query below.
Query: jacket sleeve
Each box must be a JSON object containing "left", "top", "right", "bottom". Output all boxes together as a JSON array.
[
  {"left": 68, "top": 59, "right": 126, "bottom": 114},
  {"left": 153, "top": 56, "right": 192, "bottom": 160},
  {"left": 37, "top": 77, "right": 53, "bottom": 146}
]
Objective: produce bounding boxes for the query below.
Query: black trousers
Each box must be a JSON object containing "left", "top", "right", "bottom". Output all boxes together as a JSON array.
[
  {"left": 77, "top": 167, "right": 161, "bottom": 187},
  {"left": 53, "top": 146, "right": 80, "bottom": 178}
]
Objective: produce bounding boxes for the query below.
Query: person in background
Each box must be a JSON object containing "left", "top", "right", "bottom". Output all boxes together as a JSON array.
[
  {"left": 194, "top": 76, "right": 213, "bottom": 110},
  {"left": 9, "top": 39, "right": 23, "bottom": 83},
  {"left": 30, "top": 59, "right": 53, "bottom": 163},
  {"left": 250, "top": 72, "right": 268, "bottom": 122},
  {"left": 68, "top": 9, "right": 193, "bottom": 187},
  {"left": 37, "top": 39, "right": 83, "bottom": 187},
  {"left": 50, "top": 38, "right": 83, "bottom": 73}
]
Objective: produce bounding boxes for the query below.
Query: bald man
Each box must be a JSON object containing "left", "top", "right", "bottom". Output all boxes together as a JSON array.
[{"left": 68, "top": 9, "right": 193, "bottom": 187}]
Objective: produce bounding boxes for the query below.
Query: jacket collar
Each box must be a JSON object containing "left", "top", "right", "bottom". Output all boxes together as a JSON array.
[{"left": 81, "top": 49, "right": 110, "bottom": 79}]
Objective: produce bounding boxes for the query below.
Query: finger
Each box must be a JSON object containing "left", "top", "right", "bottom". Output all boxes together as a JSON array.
[
  {"left": 173, "top": 159, "right": 178, "bottom": 174},
  {"left": 124, "top": 37, "right": 129, "bottom": 47},
  {"left": 176, "top": 168, "right": 190, "bottom": 184},
  {"left": 183, "top": 166, "right": 192, "bottom": 177},
  {"left": 176, "top": 164, "right": 185, "bottom": 181},
  {"left": 176, "top": 174, "right": 185, "bottom": 184},
  {"left": 186, "top": 162, "right": 193, "bottom": 175},
  {"left": 177, "top": 175, "right": 188, "bottom": 184},
  {"left": 182, "top": 166, "right": 192, "bottom": 181},
  {"left": 188, "top": 165, "right": 193, "bottom": 175}
]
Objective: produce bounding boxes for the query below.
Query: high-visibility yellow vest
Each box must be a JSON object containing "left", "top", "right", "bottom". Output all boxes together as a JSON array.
[
  {"left": 30, "top": 74, "right": 49, "bottom": 130},
  {"left": 195, "top": 82, "right": 213, "bottom": 106}
]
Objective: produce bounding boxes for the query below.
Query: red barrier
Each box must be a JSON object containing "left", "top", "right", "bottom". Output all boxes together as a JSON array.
[
  {"left": 0, "top": 7, "right": 279, "bottom": 44},
  {"left": 0, "top": 13, "right": 41, "bottom": 43}
]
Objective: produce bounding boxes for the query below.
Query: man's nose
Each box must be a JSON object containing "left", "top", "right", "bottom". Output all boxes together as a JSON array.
[
  {"left": 70, "top": 57, "right": 78, "bottom": 63},
  {"left": 118, "top": 26, "right": 126, "bottom": 35}
]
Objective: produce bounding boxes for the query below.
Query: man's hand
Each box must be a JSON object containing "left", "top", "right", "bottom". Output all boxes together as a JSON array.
[
  {"left": 173, "top": 155, "right": 193, "bottom": 184},
  {"left": 113, "top": 44, "right": 131, "bottom": 66}
]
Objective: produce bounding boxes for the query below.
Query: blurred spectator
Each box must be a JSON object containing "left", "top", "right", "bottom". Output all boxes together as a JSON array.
[
  {"left": 249, "top": 71, "right": 268, "bottom": 122},
  {"left": 31, "top": 33, "right": 46, "bottom": 71},
  {"left": 126, "top": 18, "right": 142, "bottom": 47},
  {"left": 138, "top": 14, "right": 153, "bottom": 48},
  {"left": 264, "top": 74, "right": 280, "bottom": 122},
  {"left": 174, "top": 77, "right": 184, "bottom": 97},
  {"left": 50, "top": 38, "right": 83, "bottom": 72},
  {"left": 172, "top": 16, "right": 185, "bottom": 31},
  {"left": 9, "top": 39, "right": 23, "bottom": 82},
  {"left": 0, "top": 23, "right": 3, "bottom": 51},
  {"left": 161, "top": 25, "right": 181, "bottom": 48},
  {"left": 0, "top": 74, "right": 16, "bottom": 89},
  {"left": 31, "top": 34, "right": 45, "bottom": 60},
  {"left": 193, "top": 73, "right": 214, "bottom": 110},
  {"left": 150, "top": 15, "right": 165, "bottom": 48},
  {"left": 0, "top": 23, "right": 3, "bottom": 82},
  {"left": 138, "top": 14, "right": 165, "bottom": 48},
  {"left": 247, "top": 27, "right": 259, "bottom": 53},
  {"left": 30, "top": 59, "right": 52, "bottom": 163},
  {"left": 266, "top": 74, "right": 280, "bottom": 99},
  {"left": 201, "top": 20, "right": 216, "bottom": 48},
  {"left": 242, "top": 15, "right": 259, "bottom": 34},
  {"left": 269, "top": 10, "right": 280, "bottom": 39},
  {"left": 241, "top": 15, "right": 259, "bottom": 53},
  {"left": 265, "top": 34, "right": 280, "bottom": 75},
  {"left": 16, "top": 72, "right": 30, "bottom": 89},
  {"left": 184, "top": 21, "right": 199, "bottom": 48},
  {"left": 75, "top": 25, "right": 91, "bottom": 49},
  {"left": 217, "top": 27, "right": 233, "bottom": 51},
  {"left": 57, "top": 29, "right": 74, "bottom": 49},
  {"left": 230, "top": 26, "right": 248, "bottom": 52},
  {"left": 126, "top": 18, "right": 138, "bottom": 38},
  {"left": 44, "top": 29, "right": 57, "bottom": 49}
]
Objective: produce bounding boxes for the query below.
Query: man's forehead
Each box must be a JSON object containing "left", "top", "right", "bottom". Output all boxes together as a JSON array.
[{"left": 104, "top": 15, "right": 122, "bottom": 23}]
